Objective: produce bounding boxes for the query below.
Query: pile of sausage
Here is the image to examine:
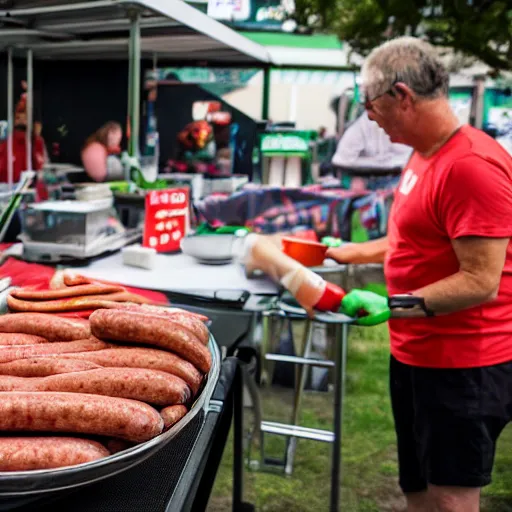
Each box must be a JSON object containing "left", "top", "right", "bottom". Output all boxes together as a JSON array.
[
  {"left": 6, "top": 271, "right": 155, "bottom": 319},
  {"left": 0, "top": 279, "right": 212, "bottom": 472}
]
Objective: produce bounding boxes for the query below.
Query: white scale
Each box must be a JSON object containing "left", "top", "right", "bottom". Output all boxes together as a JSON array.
[{"left": 19, "top": 198, "right": 142, "bottom": 263}]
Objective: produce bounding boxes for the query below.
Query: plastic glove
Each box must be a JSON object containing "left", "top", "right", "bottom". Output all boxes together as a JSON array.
[{"left": 340, "top": 289, "right": 390, "bottom": 326}]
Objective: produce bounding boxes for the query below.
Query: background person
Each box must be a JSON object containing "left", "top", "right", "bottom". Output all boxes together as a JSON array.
[
  {"left": 81, "top": 121, "right": 124, "bottom": 182},
  {"left": 331, "top": 110, "right": 412, "bottom": 169}
]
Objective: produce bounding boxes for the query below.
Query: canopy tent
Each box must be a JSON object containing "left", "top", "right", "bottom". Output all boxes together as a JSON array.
[
  {"left": 0, "top": 0, "right": 275, "bottom": 186},
  {"left": 0, "top": 0, "right": 274, "bottom": 65}
]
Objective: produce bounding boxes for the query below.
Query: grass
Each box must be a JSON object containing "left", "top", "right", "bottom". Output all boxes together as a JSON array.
[{"left": 207, "top": 324, "right": 512, "bottom": 511}]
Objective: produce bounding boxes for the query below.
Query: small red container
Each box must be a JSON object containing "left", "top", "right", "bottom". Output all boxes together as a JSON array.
[
  {"left": 282, "top": 237, "right": 328, "bottom": 267},
  {"left": 289, "top": 229, "right": 318, "bottom": 242}
]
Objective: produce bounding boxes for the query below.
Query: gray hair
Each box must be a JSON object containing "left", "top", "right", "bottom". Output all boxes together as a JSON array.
[{"left": 362, "top": 37, "right": 449, "bottom": 100}]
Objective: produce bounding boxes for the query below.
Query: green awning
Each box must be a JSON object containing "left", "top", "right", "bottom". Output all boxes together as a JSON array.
[{"left": 241, "top": 32, "right": 343, "bottom": 50}]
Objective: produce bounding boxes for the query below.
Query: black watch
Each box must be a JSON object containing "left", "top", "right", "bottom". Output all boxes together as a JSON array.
[{"left": 388, "top": 294, "right": 435, "bottom": 317}]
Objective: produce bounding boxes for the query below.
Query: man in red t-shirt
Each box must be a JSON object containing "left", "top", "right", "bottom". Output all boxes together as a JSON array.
[{"left": 328, "top": 37, "right": 512, "bottom": 511}]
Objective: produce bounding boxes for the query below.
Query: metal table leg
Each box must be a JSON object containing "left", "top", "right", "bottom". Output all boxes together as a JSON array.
[
  {"left": 330, "top": 322, "right": 349, "bottom": 512},
  {"left": 285, "top": 319, "right": 313, "bottom": 475}
]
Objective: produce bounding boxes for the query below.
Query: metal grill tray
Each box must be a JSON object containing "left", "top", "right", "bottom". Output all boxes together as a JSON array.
[{"left": 0, "top": 336, "right": 221, "bottom": 497}]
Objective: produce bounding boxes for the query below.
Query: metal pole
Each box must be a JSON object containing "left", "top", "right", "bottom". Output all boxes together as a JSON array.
[
  {"left": 26, "top": 49, "right": 33, "bottom": 171},
  {"left": 128, "top": 12, "right": 141, "bottom": 158},
  {"left": 232, "top": 362, "right": 244, "bottom": 511},
  {"left": 261, "top": 67, "right": 271, "bottom": 121},
  {"left": 6, "top": 48, "right": 13, "bottom": 188},
  {"left": 330, "top": 322, "right": 348, "bottom": 512},
  {"left": 127, "top": 22, "right": 133, "bottom": 156}
]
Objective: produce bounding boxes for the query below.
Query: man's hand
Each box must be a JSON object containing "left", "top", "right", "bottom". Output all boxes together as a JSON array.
[
  {"left": 340, "top": 290, "right": 390, "bottom": 326},
  {"left": 326, "top": 237, "right": 389, "bottom": 264}
]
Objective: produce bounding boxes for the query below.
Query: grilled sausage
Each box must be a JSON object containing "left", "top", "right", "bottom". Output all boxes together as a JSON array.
[
  {"left": 90, "top": 309, "right": 212, "bottom": 373},
  {"left": 0, "top": 358, "right": 102, "bottom": 377},
  {"left": 161, "top": 405, "right": 188, "bottom": 430},
  {"left": 0, "top": 339, "right": 110, "bottom": 364},
  {"left": 60, "top": 347, "right": 203, "bottom": 394},
  {"left": 7, "top": 292, "right": 153, "bottom": 313},
  {"left": 0, "top": 437, "right": 110, "bottom": 471},
  {"left": 0, "top": 333, "right": 48, "bottom": 346},
  {"left": 0, "top": 392, "right": 164, "bottom": 442},
  {"left": 0, "top": 368, "right": 191, "bottom": 406},
  {"left": 10, "top": 284, "right": 124, "bottom": 301},
  {"left": 0, "top": 313, "right": 90, "bottom": 341}
]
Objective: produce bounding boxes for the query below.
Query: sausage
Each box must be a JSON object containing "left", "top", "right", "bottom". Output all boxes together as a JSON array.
[
  {"left": 0, "top": 339, "right": 110, "bottom": 364},
  {"left": 161, "top": 405, "right": 188, "bottom": 430},
  {"left": 7, "top": 292, "right": 153, "bottom": 313},
  {"left": 11, "top": 284, "right": 125, "bottom": 301},
  {"left": 0, "top": 358, "right": 102, "bottom": 377},
  {"left": 105, "top": 438, "right": 134, "bottom": 454},
  {"left": 0, "top": 437, "right": 110, "bottom": 471},
  {"left": 0, "top": 333, "right": 48, "bottom": 346},
  {"left": 0, "top": 368, "right": 191, "bottom": 406},
  {"left": 0, "top": 392, "right": 164, "bottom": 442},
  {"left": 161, "top": 313, "right": 209, "bottom": 345},
  {"left": 64, "top": 273, "right": 95, "bottom": 287},
  {"left": 60, "top": 347, "right": 203, "bottom": 395},
  {"left": 0, "top": 313, "right": 90, "bottom": 341},
  {"left": 90, "top": 305, "right": 209, "bottom": 345},
  {"left": 55, "top": 310, "right": 95, "bottom": 320},
  {"left": 90, "top": 310, "right": 212, "bottom": 373},
  {"left": 49, "top": 271, "right": 94, "bottom": 290},
  {"left": 139, "top": 304, "right": 209, "bottom": 322}
]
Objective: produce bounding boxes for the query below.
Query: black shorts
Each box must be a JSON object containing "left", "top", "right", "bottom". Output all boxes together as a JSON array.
[{"left": 390, "top": 355, "right": 512, "bottom": 492}]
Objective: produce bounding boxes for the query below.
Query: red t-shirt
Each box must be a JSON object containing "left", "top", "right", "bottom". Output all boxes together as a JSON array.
[
  {"left": 385, "top": 125, "right": 512, "bottom": 368},
  {"left": 0, "top": 130, "right": 46, "bottom": 183}
]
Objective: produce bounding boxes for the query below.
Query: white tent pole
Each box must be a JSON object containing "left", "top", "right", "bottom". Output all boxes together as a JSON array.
[
  {"left": 26, "top": 48, "right": 33, "bottom": 171},
  {"left": 7, "top": 48, "right": 13, "bottom": 188}
]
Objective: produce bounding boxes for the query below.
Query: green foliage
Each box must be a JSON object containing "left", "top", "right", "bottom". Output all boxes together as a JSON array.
[{"left": 293, "top": 0, "right": 512, "bottom": 71}]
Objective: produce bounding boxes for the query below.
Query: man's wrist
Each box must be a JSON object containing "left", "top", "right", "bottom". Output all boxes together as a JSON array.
[{"left": 388, "top": 294, "right": 435, "bottom": 317}]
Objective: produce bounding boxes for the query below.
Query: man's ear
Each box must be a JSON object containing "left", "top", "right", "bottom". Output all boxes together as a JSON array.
[
  {"left": 392, "top": 83, "right": 407, "bottom": 99},
  {"left": 393, "top": 83, "right": 415, "bottom": 109}
]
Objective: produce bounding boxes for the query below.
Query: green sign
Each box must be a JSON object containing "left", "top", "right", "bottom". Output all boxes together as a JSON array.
[{"left": 260, "top": 131, "right": 315, "bottom": 155}]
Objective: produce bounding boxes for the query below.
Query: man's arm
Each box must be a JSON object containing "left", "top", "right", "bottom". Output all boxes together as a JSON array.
[
  {"left": 326, "top": 237, "right": 388, "bottom": 264},
  {"left": 407, "top": 236, "right": 508, "bottom": 315}
]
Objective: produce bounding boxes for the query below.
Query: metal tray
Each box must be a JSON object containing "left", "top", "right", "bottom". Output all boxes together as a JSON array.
[{"left": 0, "top": 335, "right": 221, "bottom": 499}]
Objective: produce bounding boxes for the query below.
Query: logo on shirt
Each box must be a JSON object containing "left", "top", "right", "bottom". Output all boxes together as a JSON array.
[{"left": 399, "top": 169, "right": 418, "bottom": 195}]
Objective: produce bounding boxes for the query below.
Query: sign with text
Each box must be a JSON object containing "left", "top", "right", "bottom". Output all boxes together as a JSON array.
[{"left": 143, "top": 188, "right": 190, "bottom": 252}]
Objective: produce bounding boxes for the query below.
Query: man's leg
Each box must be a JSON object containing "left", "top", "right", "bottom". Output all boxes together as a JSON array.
[
  {"left": 405, "top": 491, "right": 429, "bottom": 511},
  {"left": 414, "top": 362, "right": 512, "bottom": 512},
  {"left": 389, "top": 357, "right": 429, "bottom": 509},
  {"left": 428, "top": 486, "right": 480, "bottom": 512}
]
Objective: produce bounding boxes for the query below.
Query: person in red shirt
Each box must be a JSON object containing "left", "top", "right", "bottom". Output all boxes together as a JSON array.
[
  {"left": 328, "top": 37, "right": 512, "bottom": 511},
  {"left": 0, "top": 85, "right": 46, "bottom": 183}
]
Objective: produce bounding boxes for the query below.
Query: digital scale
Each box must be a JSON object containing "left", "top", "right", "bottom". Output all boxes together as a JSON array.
[{"left": 18, "top": 198, "right": 142, "bottom": 263}]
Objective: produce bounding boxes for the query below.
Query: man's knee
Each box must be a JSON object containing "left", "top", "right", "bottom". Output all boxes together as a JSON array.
[{"left": 429, "top": 485, "right": 480, "bottom": 512}]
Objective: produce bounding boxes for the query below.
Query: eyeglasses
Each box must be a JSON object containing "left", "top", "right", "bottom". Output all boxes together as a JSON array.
[{"left": 361, "top": 82, "right": 398, "bottom": 111}]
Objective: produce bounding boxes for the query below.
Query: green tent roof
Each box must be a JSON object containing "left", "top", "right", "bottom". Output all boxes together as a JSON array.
[{"left": 240, "top": 32, "right": 343, "bottom": 50}]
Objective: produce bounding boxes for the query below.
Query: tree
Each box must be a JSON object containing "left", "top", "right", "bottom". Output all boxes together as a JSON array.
[{"left": 292, "top": 0, "right": 512, "bottom": 72}]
